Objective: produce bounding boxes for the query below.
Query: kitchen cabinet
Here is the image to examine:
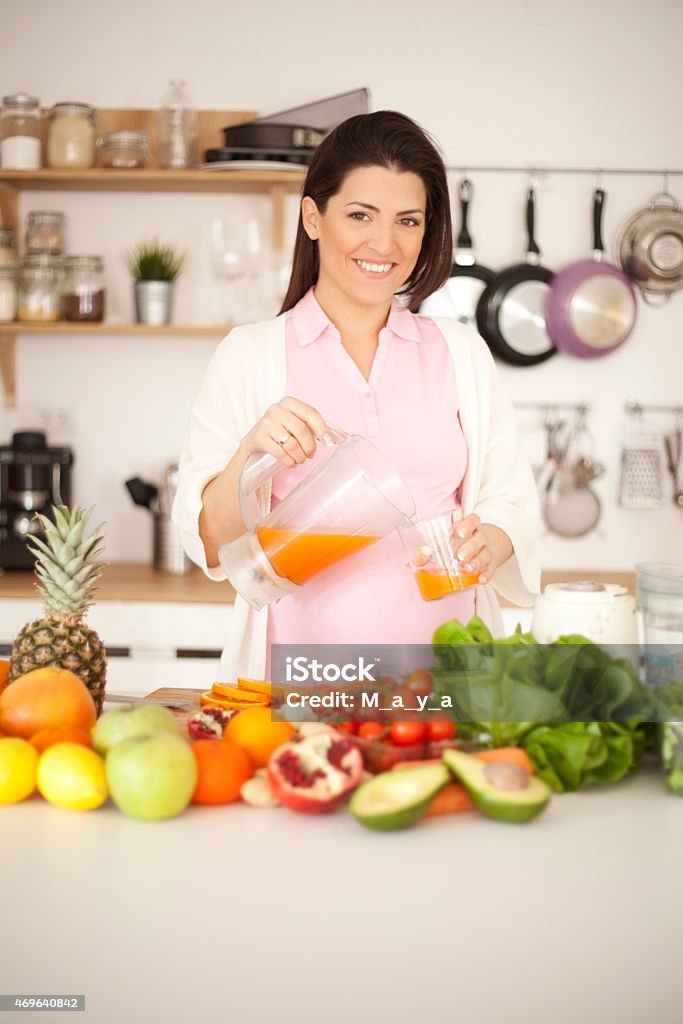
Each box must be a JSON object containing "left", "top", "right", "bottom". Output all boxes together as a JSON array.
[{"left": 0, "top": 107, "right": 306, "bottom": 407}]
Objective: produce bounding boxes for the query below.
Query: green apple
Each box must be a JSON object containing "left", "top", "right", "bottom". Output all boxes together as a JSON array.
[
  {"left": 92, "top": 703, "right": 180, "bottom": 756},
  {"left": 106, "top": 732, "right": 197, "bottom": 821}
]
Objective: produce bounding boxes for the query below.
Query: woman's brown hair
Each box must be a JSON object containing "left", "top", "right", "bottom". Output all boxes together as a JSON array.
[{"left": 279, "top": 110, "right": 453, "bottom": 314}]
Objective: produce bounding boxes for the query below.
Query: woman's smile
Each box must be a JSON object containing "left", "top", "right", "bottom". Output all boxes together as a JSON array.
[{"left": 351, "top": 257, "right": 397, "bottom": 280}]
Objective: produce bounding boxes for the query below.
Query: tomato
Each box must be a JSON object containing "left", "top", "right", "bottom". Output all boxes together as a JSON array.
[
  {"left": 426, "top": 719, "right": 457, "bottom": 742},
  {"left": 389, "top": 721, "right": 429, "bottom": 747},
  {"left": 337, "top": 722, "right": 359, "bottom": 735},
  {"left": 403, "top": 670, "right": 434, "bottom": 700},
  {"left": 357, "top": 722, "right": 387, "bottom": 742}
]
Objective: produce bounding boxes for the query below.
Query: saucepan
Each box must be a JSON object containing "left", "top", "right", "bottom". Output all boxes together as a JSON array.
[
  {"left": 615, "top": 190, "right": 683, "bottom": 305},
  {"left": 546, "top": 189, "right": 637, "bottom": 358}
]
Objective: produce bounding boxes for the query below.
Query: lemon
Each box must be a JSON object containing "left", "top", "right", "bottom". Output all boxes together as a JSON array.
[
  {"left": 0, "top": 737, "right": 39, "bottom": 803},
  {"left": 37, "top": 743, "right": 108, "bottom": 811}
]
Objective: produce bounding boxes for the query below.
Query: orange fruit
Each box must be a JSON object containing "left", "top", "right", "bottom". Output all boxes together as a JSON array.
[
  {"left": 29, "top": 725, "right": 94, "bottom": 753},
  {"left": 224, "top": 707, "right": 294, "bottom": 769},
  {"left": 237, "top": 678, "right": 272, "bottom": 697},
  {"left": 200, "top": 690, "right": 268, "bottom": 710},
  {"left": 0, "top": 660, "right": 10, "bottom": 696},
  {"left": 191, "top": 739, "right": 253, "bottom": 805},
  {"left": 0, "top": 668, "right": 97, "bottom": 740},
  {"left": 211, "top": 682, "right": 268, "bottom": 704}
]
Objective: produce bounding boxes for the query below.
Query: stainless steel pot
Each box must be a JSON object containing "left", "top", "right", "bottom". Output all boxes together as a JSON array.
[{"left": 615, "top": 191, "right": 683, "bottom": 305}]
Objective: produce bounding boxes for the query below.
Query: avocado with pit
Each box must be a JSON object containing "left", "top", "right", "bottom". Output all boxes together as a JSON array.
[
  {"left": 443, "top": 749, "right": 551, "bottom": 824},
  {"left": 350, "top": 763, "right": 450, "bottom": 831}
]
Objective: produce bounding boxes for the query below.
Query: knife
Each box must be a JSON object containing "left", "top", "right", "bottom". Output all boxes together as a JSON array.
[{"left": 103, "top": 692, "right": 195, "bottom": 711}]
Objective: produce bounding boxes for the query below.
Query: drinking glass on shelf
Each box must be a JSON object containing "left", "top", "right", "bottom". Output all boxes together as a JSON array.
[{"left": 210, "top": 217, "right": 246, "bottom": 325}]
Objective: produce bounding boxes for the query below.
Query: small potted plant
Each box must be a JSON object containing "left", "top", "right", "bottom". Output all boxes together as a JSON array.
[{"left": 126, "top": 239, "right": 186, "bottom": 326}]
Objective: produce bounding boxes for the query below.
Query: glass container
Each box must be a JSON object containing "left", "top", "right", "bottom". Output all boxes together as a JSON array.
[
  {"left": 47, "top": 102, "right": 97, "bottom": 168},
  {"left": 0, "top": 227, "right": 18, "bottom": 269},
  {"left": 63, "top": 255, "right": 105, "bottom": 322},
  {"left": 158, "top": 80, "right": 197, "bottom": 169},
  {"left": 0, "top": 267, "right": 18, "bottom": 322},
  {"left": 25, "top": 211, "right": 65, "bottom": 255},
  {"left": 18, "top": 254, "right": 64, "bottom": 322},
  {"left": 98, "top": 130, "right": 150, "bottom": 169},
  {"left": 0, "top": 93, "right": 42, "bottom": 169}
]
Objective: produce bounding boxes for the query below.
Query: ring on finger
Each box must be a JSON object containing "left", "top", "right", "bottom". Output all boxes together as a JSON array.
[{"left": 276, "top": 433, "right": 290, "bottom": 446}]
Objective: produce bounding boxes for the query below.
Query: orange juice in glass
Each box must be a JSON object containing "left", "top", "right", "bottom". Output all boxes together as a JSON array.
[{"left": 399, "top": 509, "right": 480, "bottom": 601}]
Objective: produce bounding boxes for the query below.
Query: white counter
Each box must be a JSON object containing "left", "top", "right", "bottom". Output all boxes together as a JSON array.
[{"left": 3, "top": 765, "right": 681, "bottom": 1024}]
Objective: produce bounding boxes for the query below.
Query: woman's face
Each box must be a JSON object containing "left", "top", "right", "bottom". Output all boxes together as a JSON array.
[{"left": 302, "top": 164, "right": 427, "bottom": 310}]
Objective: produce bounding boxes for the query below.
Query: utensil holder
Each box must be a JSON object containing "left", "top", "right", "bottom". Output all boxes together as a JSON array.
[{"left": 153, "top": 514, "right": 193, "bottom": 575}]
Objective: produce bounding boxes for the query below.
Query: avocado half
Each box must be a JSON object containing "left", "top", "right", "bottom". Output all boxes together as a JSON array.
[
  {"left": 350, "top": 763, "right": 450, "bottom": 831},
  {"left": 443, "top": 749, "right": 551, "bottom": 824}
]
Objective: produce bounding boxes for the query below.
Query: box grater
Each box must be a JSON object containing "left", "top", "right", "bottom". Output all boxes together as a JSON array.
[{"left": 619, "top": 423, "right": 663, "bottom": 509}]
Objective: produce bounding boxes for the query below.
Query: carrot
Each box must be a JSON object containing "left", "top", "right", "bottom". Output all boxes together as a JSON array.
[
  {"left": 426, "top": 782, "right": 475, "bottom": 817},
  {"left": 472, "top": 747, "right": 535, "bottom": 774}
]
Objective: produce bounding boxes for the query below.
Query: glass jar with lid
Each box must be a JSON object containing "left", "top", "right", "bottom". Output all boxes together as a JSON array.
[
  {"left": 47, "top": 102, "right": 97, "bottom": 168},
  {"left": 63, "top": 255, "right": 105, "bottom": 322},
  {"left": 0, "top": 227, "right": 18, "bottom": 269},
  {"left": 98, "top": 131, "right": 151, "bottom": 169},
  {"left": 0, "top": 267, "right": 18, "bottom": 322},
  {"left": 18, "top": 254, "right": 64, "bottom": 322},
  {"left": 25, "top": 211, "right": 65, "bottom": 255},
  {"left": 0, "top": 93, "right": 42, "bottom": 169}
]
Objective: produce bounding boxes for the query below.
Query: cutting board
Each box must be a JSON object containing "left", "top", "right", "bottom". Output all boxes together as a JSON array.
[{"left": 146, "top": 687, "right": 203, "bottom": 731}]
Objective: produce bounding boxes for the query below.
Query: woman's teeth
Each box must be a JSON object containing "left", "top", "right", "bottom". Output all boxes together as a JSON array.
[{"left": 355, "top": 260, "right": 393, "bottom": 273}]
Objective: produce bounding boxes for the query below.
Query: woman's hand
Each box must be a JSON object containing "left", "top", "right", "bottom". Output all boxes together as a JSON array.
[
  {"left": 453, "top": 513, "right": 513, "bottom": 586},
  {"left": 241, "top": 397, "right": 338, "bottom": 468}
]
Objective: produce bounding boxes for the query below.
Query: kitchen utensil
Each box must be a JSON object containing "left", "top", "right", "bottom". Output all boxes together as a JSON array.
[
  {"left": 663, "top": 427, "right": 683, "bottom": 508},
  {"left": 544, "top": 415, "right": 603, "bottom": 537},
  {"left": 419, "top": 179, "right": 495, "bottom": 329},
  {"left": 546, "top": 189, "right": 637, "bottom": 358},
  {"left": 476, "top": 186, "right": 556, "bottom": 365},
  {"left": 618, "top": 421, "right": 662, "bottom": 509},
  {"left": 104, "top": 692, "right": 195, "bottom": 710},
  {"left": 153, "top": 514, "right": 193, "bottom": 575},
  {"left": 218, "top": 431, "right": 416, "bottom": 610},
  {"left": 615, "top": 190, "right": 683, "bottom": 305},
  {"left": 636, "top": 562, "right": 683, "bottom": 688},
  {"left": 398, "top": 507, "right": 480, "bottom": 601},
  {"left": 125, "top": 476, "right": 160, "bottom": 513},
  {"left": 532, "top": 581, "right": 636, "bottom": 645}
]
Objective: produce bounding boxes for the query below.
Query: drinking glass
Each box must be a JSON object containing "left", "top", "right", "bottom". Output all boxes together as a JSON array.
[
  {"left": 399, "top": 508, "right": 480, "bottom": 601},
  {"left": 210, "top": 217, "right": 246, "bottom": 325}
]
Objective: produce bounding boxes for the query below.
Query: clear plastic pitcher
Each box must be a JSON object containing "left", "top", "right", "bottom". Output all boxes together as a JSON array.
[
  {"left": 218, "top": 431, "right": 416, "bottom": 610},
  {"left": 636, "top": 562, "right": 683, "bottom": 688}
]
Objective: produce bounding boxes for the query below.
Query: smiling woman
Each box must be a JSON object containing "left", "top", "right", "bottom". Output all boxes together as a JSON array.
[{"left": 173, "top": 110, "right": 541, "bottom": 682}]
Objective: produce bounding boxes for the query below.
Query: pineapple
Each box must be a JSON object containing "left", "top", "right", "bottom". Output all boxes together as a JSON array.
[{"left": 9, "top": 505, "right": 107, "bottom": 714}]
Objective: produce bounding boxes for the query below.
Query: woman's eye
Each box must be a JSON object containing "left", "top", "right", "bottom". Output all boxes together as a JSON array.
[
  {"left": 400, "top": 218, "right": 421, "bottom": 228},
  {"left": 349, "top": 211, "right": 370, "bottom": 221}
]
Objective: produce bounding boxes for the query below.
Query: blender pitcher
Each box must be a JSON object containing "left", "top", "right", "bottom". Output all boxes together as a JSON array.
[{"left": 218, "top": 431, "right": 416, "bottom": 610}]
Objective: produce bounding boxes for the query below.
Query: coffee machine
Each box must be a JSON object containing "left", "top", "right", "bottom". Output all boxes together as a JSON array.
[{"left": 0, "top": 431, "right": 74, "bottom": 571}]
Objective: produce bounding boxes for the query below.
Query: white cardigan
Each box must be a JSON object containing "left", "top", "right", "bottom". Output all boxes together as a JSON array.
[{"left": 173, "top": 313, "right": 541, "bottom": 680}]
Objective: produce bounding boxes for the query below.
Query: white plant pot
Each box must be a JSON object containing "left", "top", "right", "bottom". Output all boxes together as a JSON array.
[{"left": 134, "top": 280, "right": 175, "bottom": 326}]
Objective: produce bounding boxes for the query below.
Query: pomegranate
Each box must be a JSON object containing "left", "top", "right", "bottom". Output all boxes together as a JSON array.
[
  {"left": 187, "top": 706, "right": 236, "bottom": 741},
  {"left": 267, "top": 730, "right": 363, "bottom": 814}
]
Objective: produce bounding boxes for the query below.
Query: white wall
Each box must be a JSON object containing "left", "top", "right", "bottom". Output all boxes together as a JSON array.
[{"left": 2, "top": 0, "right": 683, "bottom": 570}]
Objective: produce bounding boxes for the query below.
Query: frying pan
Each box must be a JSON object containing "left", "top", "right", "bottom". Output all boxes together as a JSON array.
[
  {"left": 419, "top": 179, "right": 495, "bottom": 329},
  {"left": 476, "top": 187, "right": 556, "bottom": 366},
  {"left": 614, "top": 190, "right": 683, "bottom": 305},
  {"left": 546, "top": 189, "right": 636, "bottom": 358}
]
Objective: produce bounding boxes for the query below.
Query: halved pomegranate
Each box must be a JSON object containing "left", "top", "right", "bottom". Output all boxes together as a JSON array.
[
  {"left": 187, "top": 706, "right": 236, "bottom": 740},
  {"left": 267, "top": 731, "right": 363, "bottom": 814}
]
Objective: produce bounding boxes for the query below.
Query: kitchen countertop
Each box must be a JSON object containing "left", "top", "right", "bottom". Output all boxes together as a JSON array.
[
  {"left": 0, "top": 562, "right": 635, "bottom": 606},
  {"left": 2, "top": 764, "right": 680, "bottom": 1024}
]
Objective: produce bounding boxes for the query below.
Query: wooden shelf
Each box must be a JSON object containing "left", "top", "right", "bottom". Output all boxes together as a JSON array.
[
  {"left": 0, "top": 322, "right": 231, "bottom": 336},
  {"left": 0, "top": 167, "right": 305, "bottom": 194}
]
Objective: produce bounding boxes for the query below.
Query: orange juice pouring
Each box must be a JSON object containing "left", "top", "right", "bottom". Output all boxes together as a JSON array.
[{"left": 399, "top": 509, "right": 481, "bottom": 601}]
